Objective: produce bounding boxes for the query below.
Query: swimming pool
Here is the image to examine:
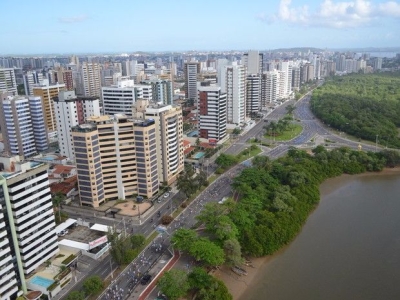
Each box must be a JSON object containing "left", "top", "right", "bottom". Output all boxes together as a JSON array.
[
  {"left": 192, "top": 152, "right": 205, "bottom": 159},
  {"left": 187, "top": 130, "right": 199, "bottom": 137},
  {"left": 30, "top": 275, "right": 54, "bottom": 288}
]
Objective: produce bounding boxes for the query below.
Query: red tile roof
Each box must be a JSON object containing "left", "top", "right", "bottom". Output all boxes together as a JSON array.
[
  {"left": 183, "top": 140, "right": 191, "bottom": 147},
  {"left": 184, "top": 146, "right": 196, "bottom": 155},
  {"left": 52, "top": 164, "right": 75, "bottom": 175}
]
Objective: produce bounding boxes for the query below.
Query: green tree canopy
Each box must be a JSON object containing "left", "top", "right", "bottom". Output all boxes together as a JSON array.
[
  {"left": 157, "top": 269, "right": 190, "bottom": 300},
  {"left": 83, "top": 275, "right": 103, "bottom": 296},
  {"left": 189, "top": 238, "right": 225, "bottom": 267}
]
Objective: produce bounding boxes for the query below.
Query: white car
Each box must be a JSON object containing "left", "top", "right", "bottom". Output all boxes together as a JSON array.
[{"left": 163, "top": 193, "right": 170, "bottom": 198}]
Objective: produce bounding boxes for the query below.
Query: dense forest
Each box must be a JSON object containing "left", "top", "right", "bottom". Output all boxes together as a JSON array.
[{"left": 310, "top": 73, "right": 400, "bottom": 148}]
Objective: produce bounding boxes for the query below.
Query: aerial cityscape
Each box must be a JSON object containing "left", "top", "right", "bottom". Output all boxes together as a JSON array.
[{"left": 1, "top": 1, "right": 400, "bottom": 300}]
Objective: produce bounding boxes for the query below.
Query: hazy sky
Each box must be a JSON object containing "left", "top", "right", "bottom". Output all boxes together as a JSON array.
[{"left": 1, "top": 0, "right": 400, "bottom": 55}]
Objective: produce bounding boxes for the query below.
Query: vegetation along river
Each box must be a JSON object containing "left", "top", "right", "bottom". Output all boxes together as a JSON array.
[{"left": 241, "top": 170, "right": 400, "bottom": 300}]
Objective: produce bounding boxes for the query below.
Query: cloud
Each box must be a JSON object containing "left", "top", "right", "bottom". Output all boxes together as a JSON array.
[
  {"left": 268, "top": 0, "right": 400, "bottom": 28},
  {"left": 58, "top": 14, "right": 89, "bottom": 24},
  {"left": 378, "top": 1, "right": 400, "bottom": 17}
]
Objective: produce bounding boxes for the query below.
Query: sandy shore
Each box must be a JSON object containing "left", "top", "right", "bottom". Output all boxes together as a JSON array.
[
  {"left": 217, "top": 166, "right": 400, "bottom": 299},
  {"left": 213, "top": 257, "right": 273, "bottom": 300}
]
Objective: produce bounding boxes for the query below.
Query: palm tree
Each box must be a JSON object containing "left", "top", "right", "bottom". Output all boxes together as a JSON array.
[{"left": 52, "top": 192, "right": 65, "bottom": 223}]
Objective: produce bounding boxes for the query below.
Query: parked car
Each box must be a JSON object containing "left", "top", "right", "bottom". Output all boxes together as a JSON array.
[
  {"left": 58, "top": 230, "right": 68, "bottom": 237},
  {"left": 163, "top": 192, "right": 170, "bottom": 198},
  {"left": 140, "top": 274, "right": 152, "bottom": 285}
]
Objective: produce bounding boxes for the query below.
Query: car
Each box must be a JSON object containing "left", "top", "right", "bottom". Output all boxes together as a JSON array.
[
  {"left": 140, "top": 274, "right": 152, "bottom": 285},
  {"left": 163, "top": 193, "right": 170, "bottom": 198},
  {"left": 58, "top": 229, "right": 68, "bottom": 237},
  {"left": 218, "top": 197, "right": 228, "bottom": 204},
  {"left": 157, "top": 198, "right": 162, "bottom": 203}
]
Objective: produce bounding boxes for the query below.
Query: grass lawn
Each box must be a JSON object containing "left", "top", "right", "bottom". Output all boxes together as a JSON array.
[
  {"left": 265, "top": 124, "right": 303, "bottom": 141},
  {"left": 237, "top": 146, "right": 262, "bottom": 163}
]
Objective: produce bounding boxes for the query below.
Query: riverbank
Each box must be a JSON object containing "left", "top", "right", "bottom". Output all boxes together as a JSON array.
[{"left": 216, "top": 167, "right": 400, "bottom": 300}]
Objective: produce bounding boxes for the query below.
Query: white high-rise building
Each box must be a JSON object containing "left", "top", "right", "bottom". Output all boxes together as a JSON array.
[
  {"left": 102, "top": 78, "right": 136, "bottom": 116},
  {"left": 23, "top": 71, "right": 44, "bottom": 96},
  {"left": 54, "top": 90, "right": 100, "bottom": 159},
  {"left": 262, "top": 71, "right": 278, "bottom": 107},
  {"left": 135, "top": 84, "right": 153, "bottom": 101},
  {"left": 82, "top": 62, "right": 101, "bottom": 97},
  {"left": 0, "top": 176, "right": 19, "bottom": 300},
  {"left": 0, "top": 68, "right": 17, "bottom": 95},
  {"left": 0, "top": 155, "right": 58, "bottom": 297},
  {"left": 278, "top": 61, "right": 293, "bottom": 98},
  {"left": 246, "top": 74, "right": 261, "bottom": 117},
  {"left": 197, "top": 84, "right": 227, "bottom": 141},
  {"left": 0, "top": 95, "right": 48, "bottom": 157},
  {"left": 220, "top": 64, "right": 246, "bottom": 126}
]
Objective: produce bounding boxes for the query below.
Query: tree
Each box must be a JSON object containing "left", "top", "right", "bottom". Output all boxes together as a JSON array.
[
  {"left": 157, "top": 269, "right": 190, "bottom": 300},
  {"left": 83, "top": 276, "right": 103, "bottom": 296},
  {"left": 188, "top": 267, "right": 213, "bottom": 291},
  {"left": 197, "top": 278, "right": 232, "bottom": 300},
  {"left": 107, "top": 230, "right": 131, "bottom": 265},
  {"left": 161, "top": 215, "right": 174, "bottom": 225},
  {"left": 196, "top": 202, "right": 226, "bottom": 232},
  {"left": 171, "top": 228, "right": 197, "bottom": 252},
  {"left": 130, "top": 234, "right": 145, "bottom": 250},
  {"left": 189, "top": 238, "right": 225, "bottom": 267},
  {"left": 285, "top": 104, "right": 296, "bottom": 118},
  {"left": 232, "top": 127, "right": 241, "bottom": 135},
  {"left": 195, "top": 137, "right": 201, "bottom": 148},
  {"left": 177, "top": 165, "right": 198, "bottom": 198},
  {"left": 52, "top": 192, "right": 65, "bottom": 223},
  {"left": 223, "top": 238, "right": 242, "bottom": 266},
  {"left": 215, "top": 153, "right": 238, "bottom": 169},
  {"left": 195, "top": 170, "right": 208, "bottom": 187},
  {"left": 65, "top": 291, "right": 85, "bottom": 300}
]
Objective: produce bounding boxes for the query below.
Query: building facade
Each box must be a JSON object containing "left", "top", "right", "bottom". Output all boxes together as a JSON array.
[
  {"left": 72, "top": 115, "right": 159, "bottom": 207},
  {"left": 0, "top": 155, "right": 58, "bottom": 297},
  {"left": 220, "top": 64, "right": 246, "bottom": 126},
  {"left": 81, "top": 62, "right": 101, "bottom": 97},
  {"left": 102, "top": 78, "right": 136, "bottom": 117},
  {"left": 32, "top": 81, "right": 65, "bottom": 134},
  {"left": 246, "top": 74, "right": 261, "bottom": 117},
  {"left": 184, "top": 62, "right": 200, "bottom": 101},
  {"left": 134, "top": 101, "right": 184, "bottom": 185},
  {"left": 54, "top": 91, "right": 100, "bottom": 159},
  {"left": 0, "top": 68, "right": 17, "bottom": 96},
  {"left": 197, "top": 84, "right": 227, "bottom": 141},
  {"left": 0, "top": 94, "right": 48, "bottom": 157}
]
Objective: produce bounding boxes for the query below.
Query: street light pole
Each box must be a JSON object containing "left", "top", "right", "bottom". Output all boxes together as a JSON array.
[{"left": 375, "top": 134, "right": 378, "bottom": 152}]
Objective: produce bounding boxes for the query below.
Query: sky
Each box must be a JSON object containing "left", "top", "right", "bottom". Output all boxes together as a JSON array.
[{"left": 1, "top": 0, "right": 400, "bottom": 55}]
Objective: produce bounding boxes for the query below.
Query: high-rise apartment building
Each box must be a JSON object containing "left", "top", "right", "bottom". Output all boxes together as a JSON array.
[
  {"left": 300, "top": 63, "right": 314, "bottom": 83},
  {"left": 53, "top": 67, "right": 74, "bottom": 91},
  {"left": 278, "top": 61, "right": 293, "bottom": 98},
  {"left": 134, "top": 84, "right": 153, "bottom": 102},
  {"left": 23, "top": 71, "right": 43, "bottom": 96},
  {"left": 372, "top": 57, "right": 383, "bottom": 70},
  {"left": 197, "top": 84, "right": 227, "bottom": 141},
  {"left": 262, "top": 71, "right": 278, "bottom": 106},
  {"left": 0, "top": 94, "right": 48, "bottom": 157},
  {"left": 184, "top": 62, "right": 200, "bottom": 101},
  {"left": 219, "top": 64, "right": 246, "bottom": 126},
  {"left": 81, "top": 62, "right": 101, "bottom": 97},
  {"left": 242, "top": 51, "right": 263, "bottom": 74},
  {"left": 0, "top": 68, "right": 17, "bottom": 95},
  {"left": 54, "top": 91, "right": 100, "bottom": 159},
  {"left": 72, "top": 115, "right": 159, "bottom": 207},
  {"left": 32, "top": 81, "right": 65, "bottom": 133},
  {"left": 102, "top": 78, "right": 136, "bottom": 117},
  {"left": 291, "top": 67, "right": 301, "bottom": 91},
  {"left": 134, "top": 100, "right": 184, "bottom": 185},
  {"left": 246, "top": 74, "right": 261, "bottom": 117},
  {"left": 0, "top": 155, "right": 58, "bottom": 297},
  {"left": 139, "top": 79, "right": 173, "bottom": 105}
]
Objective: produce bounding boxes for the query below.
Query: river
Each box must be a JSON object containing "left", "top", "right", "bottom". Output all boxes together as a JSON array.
[{"left": 241, "top": 171, "right": 400, "bottom": 300}]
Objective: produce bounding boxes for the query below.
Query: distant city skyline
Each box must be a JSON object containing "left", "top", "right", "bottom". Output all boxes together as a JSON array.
[{"left": 1, "top": 0, "right": 400, "bottom": 55}]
